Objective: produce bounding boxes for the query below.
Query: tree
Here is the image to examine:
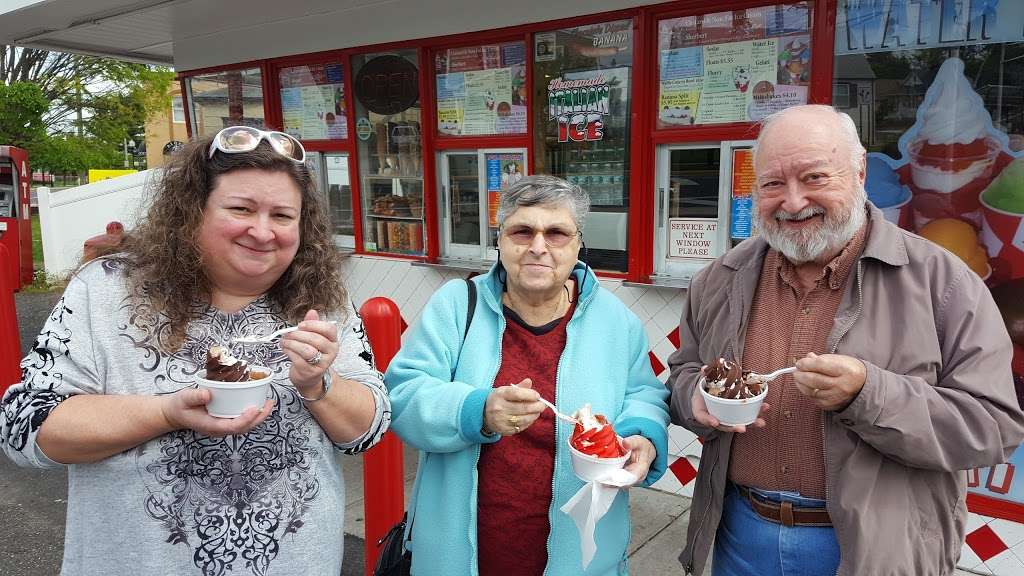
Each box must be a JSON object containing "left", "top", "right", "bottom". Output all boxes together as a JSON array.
[
  {"left": 1, "top": 45, "right": 175, "bottom": 173},
  {"left": 0, "top": 81, "right": 48, "bottom": 148}
]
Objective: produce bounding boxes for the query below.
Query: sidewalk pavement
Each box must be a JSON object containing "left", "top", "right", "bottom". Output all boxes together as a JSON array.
[{"left": 6, "top": 289, "right": 978, "bottom": 575}]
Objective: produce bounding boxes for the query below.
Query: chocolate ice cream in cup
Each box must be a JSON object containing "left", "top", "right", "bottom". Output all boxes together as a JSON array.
[
  {"left": 197, "top": 346, "right": 272, "bottom": 418},
  {"left": 699, "top": 358, "right": 769, "bottom": 427}
]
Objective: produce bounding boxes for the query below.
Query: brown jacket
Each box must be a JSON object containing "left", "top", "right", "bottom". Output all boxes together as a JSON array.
[{"left": 668, "top": 205, "right": 1024, "bottom": 576}]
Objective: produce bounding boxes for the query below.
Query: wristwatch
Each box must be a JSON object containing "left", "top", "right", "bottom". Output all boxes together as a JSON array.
[{"left": 297, "top": 370, "right": 332, "bottom": 403}]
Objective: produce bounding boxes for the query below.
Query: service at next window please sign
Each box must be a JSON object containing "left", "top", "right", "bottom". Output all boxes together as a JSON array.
[{"left": 667, "top": 218, "right": 721, "bottom": 260}]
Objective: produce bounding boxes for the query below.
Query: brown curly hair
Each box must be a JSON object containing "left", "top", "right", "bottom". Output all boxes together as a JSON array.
[{"left": 116, "top": 134, "right": 346, "bottom": 352}]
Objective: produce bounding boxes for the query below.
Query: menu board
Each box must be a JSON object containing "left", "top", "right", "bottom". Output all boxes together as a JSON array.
[
  {"left": 280, "top": 63, "right": 347, "bottom": 140},
  {"left": 658, "top": 2, "right": 812, "bottom": 127},
  {"left": 436, "top": 43, "right": 527, "bottom": 136},
  {"left": 730, "top": 148, "right": 754, "bottom": 239}
]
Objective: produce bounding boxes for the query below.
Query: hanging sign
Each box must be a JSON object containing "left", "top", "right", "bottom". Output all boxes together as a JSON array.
[{"left": 548, "top": 75, "right": 610, "bottom": 142}]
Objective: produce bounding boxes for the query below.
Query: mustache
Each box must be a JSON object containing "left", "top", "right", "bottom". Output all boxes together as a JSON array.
[{"left": 773, "top": 206, "right": 826, "bottom": 221}]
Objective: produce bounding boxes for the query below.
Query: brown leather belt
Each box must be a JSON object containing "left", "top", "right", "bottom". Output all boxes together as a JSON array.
[{"left": 737, "top": 485, "right": 832, "bottom": 527}]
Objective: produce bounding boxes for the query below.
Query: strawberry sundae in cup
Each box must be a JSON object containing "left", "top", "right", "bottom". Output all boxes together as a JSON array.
[
  {"left": 905, "top": 58, "right": 1003, "bottom": 229},
  {"left": 568, "top": 405, "right": 630, "bottom": 482}
]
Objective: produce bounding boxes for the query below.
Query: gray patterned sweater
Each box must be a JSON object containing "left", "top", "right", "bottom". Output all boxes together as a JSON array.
[{"left": 0, "top": 258, "right": 391, "bottom": 576}]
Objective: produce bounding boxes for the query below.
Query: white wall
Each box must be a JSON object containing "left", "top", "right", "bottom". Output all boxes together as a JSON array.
[{"left": 38, "top": 170, "right": 156, "bottom": 280}]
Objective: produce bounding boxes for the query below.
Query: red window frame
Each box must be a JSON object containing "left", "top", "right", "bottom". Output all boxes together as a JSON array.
[
  {"left": 176, "top": 0, "right": 835, "bottom": 282},
  {"left": 636, "top": 0, "right": 834, "bottom": 281}
]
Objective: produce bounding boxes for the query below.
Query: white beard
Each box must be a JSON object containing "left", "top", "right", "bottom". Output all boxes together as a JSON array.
[{"left": 755, "top": 189, "right": 866, "bottom": 264}]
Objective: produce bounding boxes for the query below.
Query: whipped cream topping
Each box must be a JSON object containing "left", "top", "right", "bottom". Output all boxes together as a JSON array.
[
  {"left": 917, "top": 58, "right": 992, "bottom": 145},
  {"left": 574, "top": 404, "right": 604, "bottom": 432},
  {"left": 208, "top": 345, "right": 240, "bottom": 366}
]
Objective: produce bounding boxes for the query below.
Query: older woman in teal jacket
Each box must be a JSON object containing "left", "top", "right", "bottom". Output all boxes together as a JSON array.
[{"left": 385, "top": 175, "right": 670, "bottom": 575}]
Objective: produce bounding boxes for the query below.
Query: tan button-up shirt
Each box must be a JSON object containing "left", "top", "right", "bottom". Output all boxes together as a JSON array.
[{"left": 728, "top": 222, "right": 869, "bottom": 499}]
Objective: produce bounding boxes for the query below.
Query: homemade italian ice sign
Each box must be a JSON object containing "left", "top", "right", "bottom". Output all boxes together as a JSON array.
[
  {"left": 197, "top": 345, "right": 271, "bottom": 418},
  {"left": 702, "top": 357, "right": 764, "bottom": 399},
  {"left": 570, "top": 405, "right": 626, "bottom": 458},
  {"left": 699, "top": 358, "right": 769, "bottom": 426}
]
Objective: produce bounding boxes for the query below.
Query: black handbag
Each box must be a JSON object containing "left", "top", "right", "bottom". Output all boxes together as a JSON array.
[
  {"left": 372, "top": 278, "right": 477, "bottom": 576},
  {"left": 373, "top": 512, "right": 411, "bottom": 576}
]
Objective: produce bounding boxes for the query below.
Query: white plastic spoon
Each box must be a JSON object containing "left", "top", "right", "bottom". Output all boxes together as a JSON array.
[
  {"left": 748, "top": 366, "right": 796, "bottom": 383},
  {"left": 511, "top": 383, "right": 580, "bottom": 425},
  {"left": 232, "top": 320, "right": 338, "bottom": 344}
]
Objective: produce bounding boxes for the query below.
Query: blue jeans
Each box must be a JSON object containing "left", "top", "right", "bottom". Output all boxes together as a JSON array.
[{"left": 712, "top": 483, "right": 840, "bottom": 576}]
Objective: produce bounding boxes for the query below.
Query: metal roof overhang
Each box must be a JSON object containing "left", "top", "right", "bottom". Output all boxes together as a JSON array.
[{"left": 0, "top": 0, "right": 657, "bottom": 71}]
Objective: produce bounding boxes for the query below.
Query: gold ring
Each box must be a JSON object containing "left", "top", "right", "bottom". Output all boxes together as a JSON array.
[{"left": 508, "top": 415, "right": 519, "bottom": 426}]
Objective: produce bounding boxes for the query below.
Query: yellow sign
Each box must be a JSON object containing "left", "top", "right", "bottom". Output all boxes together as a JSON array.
[{"left": 88, "top": 169, "right": 138, "bottom": 182}]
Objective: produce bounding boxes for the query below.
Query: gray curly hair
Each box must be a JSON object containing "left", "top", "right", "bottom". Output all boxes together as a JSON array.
[{"left": 496, "top": 174, "right": 591, "bottom": 231}]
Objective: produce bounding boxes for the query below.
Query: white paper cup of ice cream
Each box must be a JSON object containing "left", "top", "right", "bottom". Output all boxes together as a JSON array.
[
  {"left": 567, "top": 436, "right": 631, "bottom": 482},
  {"left": 699, "top": 377, "right": 769, "bottom": 427},
  {"left": 196, "top": 366, "right": 272, "bottom": 418}
]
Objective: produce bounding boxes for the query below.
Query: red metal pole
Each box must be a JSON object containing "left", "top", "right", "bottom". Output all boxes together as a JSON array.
[
  {"left": 0, "top": 242, "right": 22, "bottom": 397},
  {"left": 359, "top": 296, "right": 406, "bottom": 576}
]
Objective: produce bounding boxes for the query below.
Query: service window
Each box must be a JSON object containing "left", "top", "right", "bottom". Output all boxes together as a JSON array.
[
  {"left": 653, "top": 141, "right": 753, "bottom": 283},
  {"left": 438, "top": 148, "right": 527, "bottom": 262},
  {"left": 305, "top": 152, "right": 355, "bottom": 249},
  {"left": 352, "top": 50, "right": 425, "bottom": 256},
  {"left": 187, "top": 67, "right": 266, "bottom": 136},
  {"left": 435, "top": 42, "right": 527, "bottom": 136},
  {"left": 532, "top": 19, "right": 634, "bottom": 273}
]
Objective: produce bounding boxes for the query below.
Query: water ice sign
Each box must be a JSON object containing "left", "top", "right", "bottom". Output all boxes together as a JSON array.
[{"left": 667, "top": 218, "right": 720, "bottom": 259}]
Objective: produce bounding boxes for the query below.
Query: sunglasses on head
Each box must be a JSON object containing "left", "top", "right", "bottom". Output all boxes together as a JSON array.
[
  {"left": 502, "top": 224, "right": 582, "bottom": 248},
  {"left": 208, "top": 126, "right": 306, "bottom": 163}
]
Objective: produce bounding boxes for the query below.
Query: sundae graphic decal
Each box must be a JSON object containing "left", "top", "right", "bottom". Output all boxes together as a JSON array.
[
  {"left": 548, "top": 74, "right": 611, "bottom": 143},
  {"left": 863, "top": 56, "right": 1024, "bottom": 516}
]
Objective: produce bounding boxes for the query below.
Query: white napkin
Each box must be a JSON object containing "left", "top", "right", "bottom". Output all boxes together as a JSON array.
[{"left": 560, "top": 468, "right": 638, "bottom": 569}]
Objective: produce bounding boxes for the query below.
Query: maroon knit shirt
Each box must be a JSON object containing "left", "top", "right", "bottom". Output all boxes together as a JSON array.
[
  {"left": 729, "top": 222, "right": 868, "bottom": 499},
  {"left": 477, "top": 293, "right": 577, "bottom": 576}
]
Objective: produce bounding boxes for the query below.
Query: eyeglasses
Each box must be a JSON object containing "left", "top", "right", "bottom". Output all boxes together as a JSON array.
[
  {"left": 208, "top": 126, "right": 306, "bottom": 163},
  {"left": 502, "top": 224, "right": 582, "bottom": 248}
]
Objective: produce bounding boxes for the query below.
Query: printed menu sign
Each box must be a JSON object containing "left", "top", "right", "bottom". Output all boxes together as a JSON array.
[
  {"left": 731, "top": 148, "right": 754, "bottom": 238},
  {"left": 485, "top": 152, "right": 525, "bottom": 227},
  {"left": 658, "top": 2, "right": 811, "bottom": 127},
  {"left": 436, "top": 43, "right": 527, "bottom": 136},
  {"left": 280, "top": 63, "right": 347, "bottom": 140},
  {"left": 667, "top": 218, "right": 721, "bottom": 259}
]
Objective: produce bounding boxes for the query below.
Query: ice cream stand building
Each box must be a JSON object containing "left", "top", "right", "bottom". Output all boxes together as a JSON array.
[{"left": 3, "top": 0, "right": 1024, "bottom": 572}]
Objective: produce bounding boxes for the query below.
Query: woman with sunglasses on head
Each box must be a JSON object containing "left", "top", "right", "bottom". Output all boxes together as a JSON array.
[
  {"left": 0, "top": 126, "right": 390, "bottom": 576},
  {"left": 385, "top": 175, "right": 669, "bottom": 575}
]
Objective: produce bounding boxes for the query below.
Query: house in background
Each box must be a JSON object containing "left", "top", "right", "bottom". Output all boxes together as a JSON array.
[{"left": 143, "top": 86, "right": 189, "bottom": 169}]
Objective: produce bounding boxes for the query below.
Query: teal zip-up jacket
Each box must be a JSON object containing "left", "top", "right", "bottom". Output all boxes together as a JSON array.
[{"left": 385, "top": 262, "right": 670, "bottom": 575}]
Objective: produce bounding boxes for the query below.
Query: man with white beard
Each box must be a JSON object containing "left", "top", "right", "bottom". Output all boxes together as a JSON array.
[{"left": 667, "top": 105, "right": 1024, "bottom": 576}]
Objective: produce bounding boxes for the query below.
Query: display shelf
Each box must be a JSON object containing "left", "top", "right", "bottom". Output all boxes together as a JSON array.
[{"left": 366, "top": 214, "right": 423, "bottom": 220}]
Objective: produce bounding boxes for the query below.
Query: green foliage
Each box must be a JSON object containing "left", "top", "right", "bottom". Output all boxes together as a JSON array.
[
  {"left": 0, "top": 82, "right": 48, "bottom": 148},
  {"left": 1, "top": 46, "right": 176, "bottom": 172}
]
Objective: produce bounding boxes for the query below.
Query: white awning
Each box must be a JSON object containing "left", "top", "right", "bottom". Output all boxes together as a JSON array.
[{"left": 0, "top": 0, "right": 655, "bottom": 72}]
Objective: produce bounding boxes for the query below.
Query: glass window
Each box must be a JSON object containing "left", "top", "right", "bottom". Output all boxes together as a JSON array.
[
  {"left": 171, "top": 96, "right": 185, "bottom": 123},
  {"left": 833, "top": 82, "right": 852, "bottom": 108},
  {"left": 657, "top": 2, "right": 813, "bottom": 128},
  {"left": 435, "top": 42, "right": 528, "bottom": 136},
  {"left": 533, "top": 19, "right": 633, "bottom": 273},
  {"left": 352, "top": 50, "right": 425, "bottom": 255},
  {"left": 187, "top": 68, "right": 265, "bottom": 136},
  {"left": 279, "top": 62, "right": 348, "bottom": 140},
  {"left": 834, "top": 0, "right": 1024, "bottom": 523}
]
